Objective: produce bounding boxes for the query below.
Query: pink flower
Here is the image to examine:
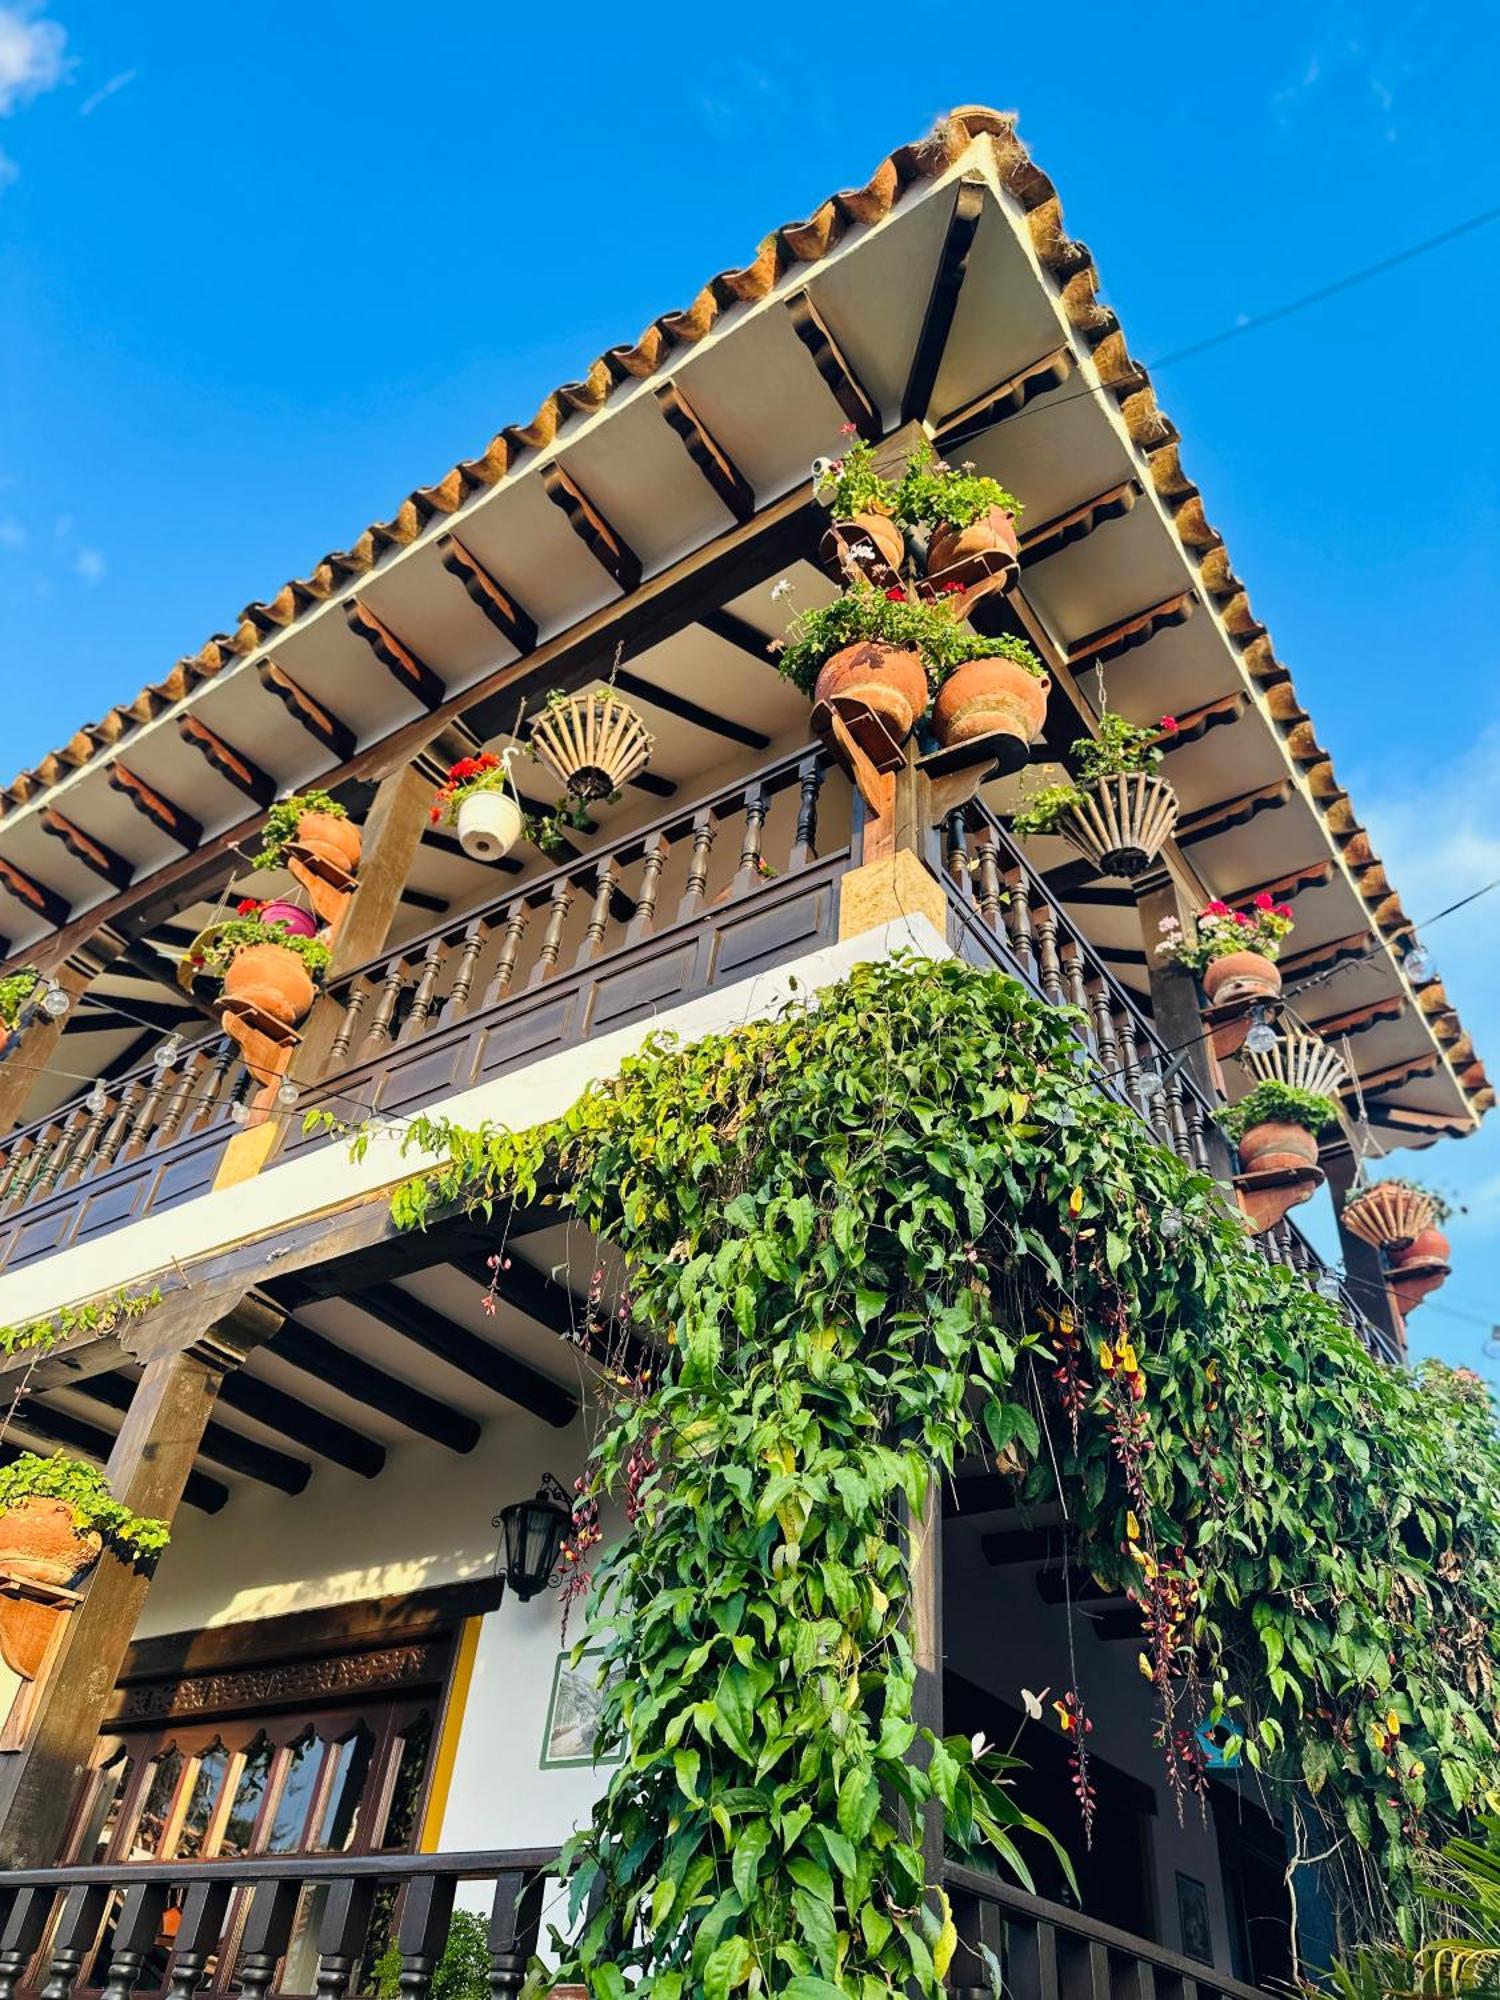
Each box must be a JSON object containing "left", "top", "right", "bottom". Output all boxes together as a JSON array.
[
  {"left": 1160, "top": 715, "right": 1178, "bottom": 733},
  {"left": 1233, "top": 910, "right": 1252, "bottom": 927},
  {"left": 839, "top": 422, "right": 859, "bottom": 437},
  {"left": 1253, "top": 891, "right": 1275, "bottom": 912},
  {"left": 1274, "top": 903, "right": 1293, "bottom": 921},
  {"left": 1203, "top": 901, "right": 1231, "bottom": 918}
]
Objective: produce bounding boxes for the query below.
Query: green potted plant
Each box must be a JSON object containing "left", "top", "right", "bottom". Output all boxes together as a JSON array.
[
  {"left": 1217, "top": 1080, "right": 1340, "bottom": 1231},
  {"left": 1155, "top": 893, "right": 1294, "bottom": 1055},
  {"left": 812, "top": 429, "right": 904, "bottom": 583},
  {"left": 774, "top": 580, "right": 1049, "bottom": 751},
  {"left": 0, "top": 1451, "right": 170, "bottom": 1586},
  {"left": 896, "top": 441, "right": 1024, "bottom": 598},
  {"left": 253, "top": 789, "right": 361, "bottom": 878},
  {"left": 1011, "top": 714, "right": 1179, "bottom": 878},
  {"left": 0, "top": 965, "right": 42, "bottom": 1051},
  {"left": 187, "top": 914, "right": 331, "bottom": 1029}
]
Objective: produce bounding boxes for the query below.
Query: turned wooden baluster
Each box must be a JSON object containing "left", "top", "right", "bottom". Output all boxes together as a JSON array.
[
  {"left": 360, "top": 955, "right": 410, "bottom": 1057},
  {"left": 95, "top": 1081, "right": 144, "bottom": 1172},
  {"left": 0, "top": 1888, "right": 54, "bottom": 2000},
  {"left": 392, "top": 1876, "right": 456, "bottom": 2000},
  {"left": 235, "top": 1881, "right": 301, "bottom": 2000},
  {"left": 973, "top": 840, "right": 1005, "bottom": 932},
  {"left": 153, "top": 1048, "right": 199, "bottom": 1148},
  {"left": 164, "top": 1881, "right": 232, "bottom": 2000},
  {"left": 0, "top": 1141, "right": 19, "bottom": 1208},
  {"left": 485, "top": 900, "right": 533, "bottom": 1003},
  {"left": 1113, "top": 1009, "right": 1142, "bottom": 1104},
  {"left": 675, "top": 808, "right": 717, "bottom": 922},
  {"left": 1033, "top": 903, "right": 1066, "bottom": 1004},
  {"left": 198, "top": 1036, "right": 239, "bottom": 1122},
  {"left": 789, "top": 755, "right": 824, "bottom": 870},
  {"left": 1002, "top": 868, "right": 1037, "bottom": 976},
  {"left": 529, "top": 880, "right": 575, "bottom": 986},
  {"left": 626, "top": 833, "right": 670, "bottom": 946},
  {"left": 441, "top": 918, "right": 489, "bottom": 1021},
  {"left": 4, "top": 1129, "right": 49, "bottom": 1207},
  {"left": 326, "top": 978, "right": 370, "bottom": 1066},
  {"left": 487, "top": 1870, "right": 544, "bottom": 2000},
  {"left": 99, "top": 1884, "right": 168, "bottom": 2000},
  {"left": 312, "top": 1878, "right": 374, "bottom": 2000},
  {"left": 1164, "top": 1070, "right": 1191, "bottom": 1162},
  {"left": 731, "top": 781, "right": 770, "bottom": 897},
  {"left": 575, "top": 856, "right": 619, "bottom": 967},
  {"left": 38, "top": 1884, "right": 109, "bottom": 2000},
  {"left": 1059, "top": 941, "right": 1092, "bottom": 1023},
  {"left": 32, "top": 1110, "right": 87, "bottom": 1197},
  {"left": 127, "top": 1054, "right": 174, "bottom": 1151},
  {"left": 1183, "top": 1094, "right": 1211, "bottom": 1170},
  {"left": 401, "top": 938, "right": 447, "bottom": 1041}
]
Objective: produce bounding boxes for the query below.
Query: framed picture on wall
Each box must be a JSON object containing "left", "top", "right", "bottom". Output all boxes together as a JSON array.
[
  {"left": 1176, "top": 1872, "right": 1213, "bottom": 1966},
  {"left": 541, "top": 1648, "right": 624, "bottom": 1768}
]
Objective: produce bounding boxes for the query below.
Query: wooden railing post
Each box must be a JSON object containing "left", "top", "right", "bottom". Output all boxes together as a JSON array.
[{"left": 395, "top": 1874, "right": 458, "bottom": 2000}]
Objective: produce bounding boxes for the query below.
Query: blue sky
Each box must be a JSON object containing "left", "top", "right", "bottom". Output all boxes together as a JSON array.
[{"left": 1, "top": 3, "right": 1496, "bottom": 1372}]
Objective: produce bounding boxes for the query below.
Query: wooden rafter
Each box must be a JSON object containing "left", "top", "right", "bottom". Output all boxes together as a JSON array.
[
  {"left": 8, "top": 1400, "right": 226, "bottom": 1513},
  {"left": 0, "top": 856, "right": 69, "bottom": 928},
  {"left": 1019, "top": 481, "right": 1138, "bottom": 569},
  {"left": 1174, "top": 780, "right": 1293, "bottom": 849},
  {"left": 268, "top": 1314, "right": 480, "bottom": 1454},
  {"left": 106, "top": 763, "right": 205, "bottom": 854},
  {"left": 653, "top": 382, "right": 755, "bottom": 524},
  {"left": 1304, "top": 996, "right": 1403, "bottom": 1040},
  {"left": 933, "top": 344, "right": 1075, "bottom": 445},
  {"left": 437, "top": 535, "right": 538, "bottom": 653},
  {"left": 1345, "top": 1053, "right": 1440, "bottom": 1098},
  {"left": 215, "top": 1370, "right": 385, "bottom": 1479},
  {"left": 612, "top": 667, "right": 768, "bottom": 752},
  {"left": 1157, "top": 691, "right": 1250, "bottom": 748},
  {"left": 177, "top": 715, "right": 276, "bottom": 808},
  {"left": 541, "top": 463, "right": 642, "bottom": 595},
  {"left": 700, "top": 606, "right": 774, "bottom": 661},
  {"left": 1279, "top": 931, "right": 1371, "bottom": 982},
  {"left": 1066, "top": 591, "right": 1197, "bottom": 673},
  {"left": 345, "top": 600, "right": 447, "bottom": 711},
  {"left": 40, "top": 810, "right": 133, "bottom": 890},
  {"left": 1227, "top": 859, "right": 1335, "bottom": 905},
  {"left": 349, "top": 1280, "right": 577, "bottom": 1429},
  {"left": 786, "top": 290, "right": 879, "bottom": 442},
  {"left": 74, "top": 1373, "right": 311, "bottom": 1495},
  {"left": 901, "top": 177, "right": 986, "bottom": 424},
  {"left": 258, "top": 659, "right": 357, "bottom": 760}
]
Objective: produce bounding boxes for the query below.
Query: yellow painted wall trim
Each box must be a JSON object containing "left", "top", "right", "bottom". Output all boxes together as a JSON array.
[
  {"left": 420, "top": 1613, "right": 483, "bottom": 1850},
  {"left": 212, "top": 1117, "right": 282, "bottom": 1190},
  {"left": 838, "top": 850, "right": 948, "bottom": 943}
]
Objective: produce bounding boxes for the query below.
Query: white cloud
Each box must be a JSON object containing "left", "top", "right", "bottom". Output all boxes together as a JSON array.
[
  {"left": 0, "top": 4, "right": 70, "bottom": 117},
  {"left": 73, "top": 545, "right": 105, "bottom": 583},
  {"left": 78, "top": 66, "right": 134, "bottom": 116}
]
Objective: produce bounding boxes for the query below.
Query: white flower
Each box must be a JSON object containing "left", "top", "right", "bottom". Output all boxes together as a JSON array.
[
  {"left": 847, "top": 541, "right": 877, "bottom": 562},
  {"left": 1021, "top": 1687, "right": 1048, "bottom": 1721},
  {"left": 970, "top": 1731, "right": 992, "bottom": 1759},
  {"left": 770, "top": 578, "right": 793, "bottom": 603}
]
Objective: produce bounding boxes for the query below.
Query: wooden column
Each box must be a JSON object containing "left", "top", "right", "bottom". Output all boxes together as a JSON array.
[
  {"left": 908, "top": 1476, "right": 946, "bottom": 1899},
  {"left": 1323, "top": 1148, "right": 1405, "bottom": 1356},
  {"left": 1134, "top": 870, "right": 1235, "bottom": 1180},
  {"left": 0, "top": 1296, "right": 280, "bottom": 1865},
  {"left": 0, "top": 932, "right": 124, "bottom": 1137}
]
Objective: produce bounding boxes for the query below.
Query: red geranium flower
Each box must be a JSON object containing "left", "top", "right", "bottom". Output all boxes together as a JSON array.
[
  {"left": 942, "top": 580, "right": 965, "bottom": 596},
  {"left": 1274, "top": 903, "right": 1293, "bottom": 921},
  {"left": 1203, "top": 900, "right": 1231, "bottom": 918},
  {"left": 1233, "top": 910, "right": 1253, "bottom": 926},
  {"left": 1253, "top": 891, "right": 1275, "bottom": 911},
  {"left": 885, "top": 586, "right": 906, "bottom": 602},
  {"left": 1160, "top": 715, "right": 1178, "bottom": 733},
  {"left": 235, "top": 897, "right": 262, "bottom": 917}
]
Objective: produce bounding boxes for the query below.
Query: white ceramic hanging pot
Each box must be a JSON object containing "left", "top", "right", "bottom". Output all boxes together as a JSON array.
[{"left": 457, "top": 790, "right": 524, "bottom": 863}]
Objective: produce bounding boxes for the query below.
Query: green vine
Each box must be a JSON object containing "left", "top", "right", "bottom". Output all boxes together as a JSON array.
[
  {"left": 0, "top": 1285, "right": 161, "bottom": 1359},
  {"left": 0, "top": 1452, "right": 170, "bottom": 1561},
  {"left": 0, "top": 966, "right": 41, "bottom": 1029},
  {"left": 251, "top": 789, "right": 348, "bottom": 872},
  {"left": 385, "top": 959, "right": 1500, "bottom": 1974},
  {"left": 894, "top": 444, "right": 1022, "bottom": 530},
  {"left": 774, "top": 583, "right": 1042, "bottom": 700}
]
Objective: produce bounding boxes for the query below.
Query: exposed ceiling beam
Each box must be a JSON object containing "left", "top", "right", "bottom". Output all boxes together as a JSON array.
[
  {"left": 1044, "top": 865, "right": 1140, "bottom": 904},
  {"left": 1346, "top": 1053, "right": 1440, "bottom": 1098},
  {"left": 1019, "top": 481, "right": 1138, "bottom": 569},
  {"left": 41, "top": 809, "right": 133, "bottom": 890},
  {"left": 654, "top": 381, "right": 755, "bottom": 524},
  {"left": 345, "top": 600, "right": 447, "bottom": 711},
  {"left": 933, "top": 344, "right": 1075, "bottom": 446},
  {"left": 901, "top": 178, "right": 986, "bottom": 425},
  {"left": 1304, "top": 996, "right": 1403, "bottom": 1040},
  {"left": 215, "top": 1370, "right": 385, "bottom": 1481},
  {"left": 68, "top": 994, "right": 198, "bottom": 1036},
  {"left": 1066, "top": 591, "right": 1197, "bottom": 673},
  {"left": 1157, "top": 691, "right": 1249, "bottom": 748},
  {"left": 436, "top": 535, "right": 538, "bottom": 654},
  {"left": 76, "top": 1372, "right": 311, "bottom": 1495},
  {"left": 0, "top": 856, "right": 70, "bottom": 929},
  {"left": 178, "top": 714, "right": 277, "bottom": 808},
  {"left": 786, "top": 290, "right": 879, "bottom": 442},
  {"left": 1365, "top": 1103, "right": 1470, "bottom": 1135},
  {"left": 98, "top": 1028, "right": 161, "bottom": 1083},
  {"left": 611, "top": 667, "right": 769, "bottom": 753},
  {"left": 400, "top": 886, "right": 449, "bottom": 916},
  {"left": 1279, "top": 932, "right": 1371, "bottom": 983},
  {"left": 11, "top": 1399, "right": 227, "bottom": 1513},
  {"left": 1227, "top": 859, "right": 1335, "bottom": 906},
  {"left": 107, "top": 763, "right": 205, "bottom": 853},
  {"left": 1174, "top": 780, "right": 1293, "bottom": 850},
  {"left": 421, "top": 822, "right": 523, "bottom": 875},
  {"left": 269, "top": 1314, "right": 481, "bottom": 1454},
  {"left": 700, "top": 607, "right": 773, "bottom": 662},
  {"left": 349, "top": 1280, "right": 577, "bottom": 1429},
  {"left": 259, "top": 659, "right": 357, "bottom": 761},
  {"left": 541, "top": 463, "right": 642, "bottom": 595},
  {"left": 463, "top": 1253, "right": 583, "bottom": 1343}
]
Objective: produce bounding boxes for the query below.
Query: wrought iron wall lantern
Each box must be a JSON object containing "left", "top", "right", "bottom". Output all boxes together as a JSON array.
[{"left": 493, "top": 1473, "right": 572, "bottom": 1602}]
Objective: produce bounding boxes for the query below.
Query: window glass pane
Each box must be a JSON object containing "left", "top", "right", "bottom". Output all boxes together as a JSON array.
[
  {"left": 173, "top": 1745, "right": 230, "bottom": 1859},
  {"left": 75, "top": 1753, "right": 134, "bottom": 1863},
  {"left": 379, "top": 1711, "right": 433, "bottom": 1850},
  {"left": 219, "top": 1738, "right": 275, "bottom": 1857},
  {"left": 127, "top": 1749, "right": 184, "bottom": 1860},
  {"left": 264, "top": 1736, "right": 324, "bottom": 1853},
  {"left": 314, "top": 1726, "right": 375, "bottom": 1852}
]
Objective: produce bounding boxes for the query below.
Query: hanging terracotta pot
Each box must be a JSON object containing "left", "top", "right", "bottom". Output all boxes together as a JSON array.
[
  {"left": 813, "top": 642, "right": 928, "bottom": 744},
  {"left": 927, "top": 507, "right": 1021, "bottom": 599},
  {"left": 1342, "top": 1184, "right": 1437, "bottom": 1256},
  {"left": 457, "top": 790, "right": 525, "bottom": 863},
  {"left": 818, "top": 512, "right": 905, "bottom": 586},
  {"left": 0, "top": 1497, "right": 101, "bottom": 1590},
  {"left": 1203, "top": 952, "right": 1282, "bottom": 1011},
  {"left": 1389, "top": 1230, "right": 1450, "bottom": 1318},
  {"left": 931, "top": 656, "right": 1050, "bottom": 750},
  {"left": 296, "top": 811, "right": 362, "bottom": 876},
  {"left": 1235, "top": 1120, "right": 1321, "bottom": 1233},
  {"left": 222, "top": 943, "right": 316, "bottom": 1029},
  {"left": 529, "top": 693, "right": 654, "bottom": 802},
  {"left": 260, "top": 900, "right": 319, "bottom": 940},
  {"left": 1053, "top": 773, "right": 1179, "bottom": 880},
  {"left": 1392, "top": 1224, "right": 1451, "bottom": 1268}
]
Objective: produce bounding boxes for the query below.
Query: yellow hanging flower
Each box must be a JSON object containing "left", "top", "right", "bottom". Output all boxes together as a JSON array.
[
  {"left": 1099, "top": 1341, "right": 1116, "bottom": 1372},
  {"left": 1125, "top": 1510, "right": 1141, "bottom": 1542},
  {"left": 1068, "top": 1186, "right": 1084, "bottom": 1215}
]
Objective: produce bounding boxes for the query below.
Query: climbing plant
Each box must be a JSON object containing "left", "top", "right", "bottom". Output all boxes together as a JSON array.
[{"left": 386, "top": 957, "right": 1500, "bottom": 1983}]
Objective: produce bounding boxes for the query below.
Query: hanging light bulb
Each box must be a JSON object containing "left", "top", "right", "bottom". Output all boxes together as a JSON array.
[
  {"left": 86, "top": 1082, "right": 107, "bottom": 1115},
  {"left": 40, "top": 982, "right": 70, "bottom": 1019},
  {"left": 229, "top": 1099, "right": 251, "bottom": 1125},
  {"left": 1160, "top": 1206, "right": 1185, "bottom": 1242},
  {"left": 1138, "top": 1063, "right": 1164, "bottom": 1100},
  {"left": 151, "top": 1034, "right": 183, "bottom": 1072},
  {"left": 1402, "top": 942, "right": 1434, "bottom": 983},
  {"left": 1243, "top": 1007, "right": 1277, "bottom": 1059},
  {"left": 1314, "top": 1269, "right": 1343, "bottom": 1302},
  {"left": 276, "top": 1079, "right": 300, "bottom": 1108}
]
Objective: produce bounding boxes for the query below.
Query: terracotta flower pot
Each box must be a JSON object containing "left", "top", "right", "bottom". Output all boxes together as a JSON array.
[
  {"left": 223, "top": 943, "right": 316, "bottom": 1028},
  {"left": 927, "top": 507, "right": 1021, "bottom": 597},
  {"left": 1392, "top": 1225, "right": 1451, "bottom": 1268},
  {"left": 818, "top": 511, "right": 905, "bottom": 585},
  {"left": 1390, "top": 1233, "right": 1450, "bottom": 1317},
  {"left": 260, "top": 900, "right": 319, "bottom": 940},
  {"left": 0, "top": 1497, "right": 101, "bottom": 1589},
  {"left": 1203, "top": 951, "right": 1282, "bottom": 1011},
  {"left": 931, "top": 656, "right": 1050, "bottom": 749},
  {"left": 296, "top": 811, "right": 362, "bottom": 876},
  {"left": 814, "top": 641, "right": 929, "bottom": 744},
  {"left": 1237, "top": 1120, "right": 1320, "bottom": 1177},
  {"left": 1342, "top": 1185, "right": 1437, "bottom": 1256}
]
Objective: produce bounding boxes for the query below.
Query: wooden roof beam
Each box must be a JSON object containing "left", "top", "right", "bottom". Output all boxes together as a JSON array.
[
  {"left": 1157, "top": 691, "right": 1250, "bottom": 748},
  {"left": 1224, "top": 859, "right": 1336, "bottom": 906},
  {"left": 901, "top": 178, "right": 986, "bottom": 425},
  {"left": 349, "top": 1280, "right": 577, "bottom": 1429},
  {"left": 41, "top": 810, "right": 133, "bottom": 891},
  {"left": 75, "top": 1372, "right": 311, "bottom": 1494},
  {"left": 542, "top": 464, "right": 642, "bottom": 594},
  {"left": 8, "top": 1400, "right": 227, "bottom": 1513},
  {"left": 654, "top": 381, "right": 755, "bottom": 524},
  {"left": 0, "top": 857, "right": 70, "bottom": 929},
  {"left": 1344, "top": 1053, "right": 1440, "bottom": 1098},
  {"left": 933, "top": 344, "right": 1076, "bottom": 446},
  {"left": 1066, "top": 591, "right": 1197, "bottom": 673},
  {"left": 1019, "top": 480, "right": 1139, "bottom": 569},
  {"left": 345, "top": 600, "right": 447, "bottom": 711},
  {"left": 786, "top": 290, "right": 880, "bottom": 442},
  {"left": 178, "top": 715, "right": 277, "bottom": 809},
  {"left": 1174, "top": 780, "right": 1293, "bottom": 850},
  {"left": 1303, "top": 996, "right": 1404, "bottom": 1040},
  {"left": 259, "top": 659, "right": 357, "bottom": 761},
  {"left": 268, "top": 1313, "right": 481, "bottom": 1453},
  {"left": 1279, "top": 931, "right": 1372, "bottom": 982},
  {"left": 106, "top": 762, "right": 205, "bottom": 853},
  {"left": 700, "top": 607, "right": 772, "bottom": 661},
  {"left": 612, "top": 667, "right": 769, "bottom": 753},
  {"left": 437, "top": 535, "right": 538, "bottom": 654},
  {"left": 217, "top": 1369, "right": 386, "bottom": 1480}
]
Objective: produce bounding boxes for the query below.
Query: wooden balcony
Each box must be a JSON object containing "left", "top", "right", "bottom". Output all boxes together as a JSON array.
[{"left": 0, "top": 1847, "right": 1273, "bottom": 2000}]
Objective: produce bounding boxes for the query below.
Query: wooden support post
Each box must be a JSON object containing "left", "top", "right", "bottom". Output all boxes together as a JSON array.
[
  {"left": 1134, "top": 872, "right": 1236, "bottom": 1180},
  {"left": 909, "top": 1473, "right": 945, "bottom": 1894},
  {"left": 1323, "top": 1148, "right": 1405, "bottom": 1356},
  {"left": 0, "top": 1297, "right": 278, "bottom": 1865},
  {"left": 0, "top": 933, "right": 123, "bottom": 1136}
]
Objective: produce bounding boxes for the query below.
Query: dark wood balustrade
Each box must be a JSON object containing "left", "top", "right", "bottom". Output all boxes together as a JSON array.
[{"left": 0, "top": 1849, "right": 1274, "bottom": 1999}]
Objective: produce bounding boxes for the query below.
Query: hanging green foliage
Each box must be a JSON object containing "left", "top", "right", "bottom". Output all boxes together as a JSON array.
[{"left": 387, "top": 957, "right": 1500, "bottom": 1982}]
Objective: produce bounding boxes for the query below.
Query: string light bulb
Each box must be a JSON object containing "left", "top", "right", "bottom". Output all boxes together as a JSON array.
[
  {"left": 1314, "top": 1270, "right": 1344, "bottom": 1302},
  {"left": 1243, "top": 1008, "right": 1277, "bottom": 1058},
  {"left": 1402, "top": 942, "right": 1434, "bottom": 983},
  {"left": 85, "top": 1082, "right": 107, "bottom": 1115},
  {"left": 40, "top": 982, "right": 70, "bottom": 1019},
  {"left": 229, "top": 1100, "right": 251, "bottom": 1125},
  {"left": 276, "top": 1080, "right": 300, "bottom": 1108},
  {"left": 1138, "top": 1064, "right": 1164, "bottom": 1100},
  {"left": 151, "top": 1034, "right": 183, "bottom": 1072},
  {"left": 1160, "top": 1206, "right": 1185, "bottom": 1242}
]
